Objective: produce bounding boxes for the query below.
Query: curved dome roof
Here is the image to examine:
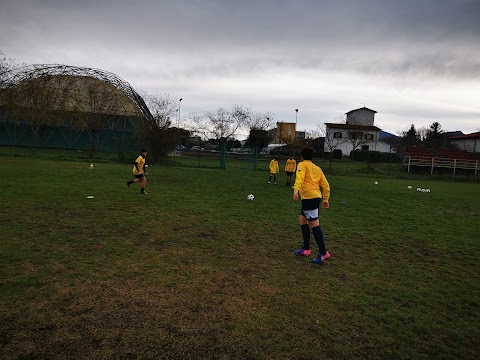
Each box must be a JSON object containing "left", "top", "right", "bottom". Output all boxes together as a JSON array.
[{"left": 0, "top": 64, "right": 153, "bottom": 120}]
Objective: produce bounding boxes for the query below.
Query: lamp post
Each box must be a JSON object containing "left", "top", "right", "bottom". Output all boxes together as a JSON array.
[
  {"left": 178, "top": 98, "right": 183, "bottom": 128},
  {"left": 266, "top": 117, "right": 270, "bottom": 151},
  {"left": 294, "top": 109, "right": 298, "bottom": 157},
  {"left": 174, "top": 98, "right": 182, "bottom": 163}
]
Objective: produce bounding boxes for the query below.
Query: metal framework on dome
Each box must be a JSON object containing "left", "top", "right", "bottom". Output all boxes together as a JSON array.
[{"left": 0, "top": 64, "right": 153, "bottom": 120}]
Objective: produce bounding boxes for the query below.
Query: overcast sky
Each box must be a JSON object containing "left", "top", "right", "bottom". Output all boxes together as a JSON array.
[{"left": 1, "top": 0, "right": 479, "bottom": 138}]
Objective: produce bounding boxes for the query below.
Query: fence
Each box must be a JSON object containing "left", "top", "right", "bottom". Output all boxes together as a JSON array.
[
  {"left": 403, "top": 156, "right": 479, "bottom": 176},
  {"left": 0, "top": 106, "right": 142, "bottom": 153}
]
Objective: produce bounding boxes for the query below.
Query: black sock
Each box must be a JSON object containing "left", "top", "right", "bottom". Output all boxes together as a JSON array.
[
  {"left": 128, "top": 180, "right": 134, "bottom": 185},
  {"left": 312, "top": 226, "right": 326, "bottom": 256},
  {"left": 141, "top": 188, "right": 145, "bottom": 193},
  {"left": 301, "top": 224, "right": 310, "bottom": 250}
]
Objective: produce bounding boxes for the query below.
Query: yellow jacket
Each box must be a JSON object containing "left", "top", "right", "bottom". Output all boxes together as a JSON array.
[
  {"left": 133, "top": 155, "right": 146, "bottom": 175},
  {"left": 293, "top": 160, "right": 330, "bottom": 202},
  {"left": 285, "top": 158, "right": 296, "bottom": 172},
  {"left": 269, "top": 159, "right": 279, "bottom": 174}
]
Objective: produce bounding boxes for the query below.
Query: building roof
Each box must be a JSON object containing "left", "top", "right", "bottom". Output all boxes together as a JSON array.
[
  {"left": 325, "top": 123, "right": 381, "bottom": 131},
  {"left": 345, "top": 106, "right": 377, "bottom": 115},
  {"left": 449, "top": 131, "right": 480, "bottom": 140},
  {"left": 443, "top": 131, "right": 464, "bottom": 138},
  {"left": 0, "top": 64, "right": 152, "bottom": 119},
  {"left": 379, "top": 130, "right": 399, "bottom": 140}
]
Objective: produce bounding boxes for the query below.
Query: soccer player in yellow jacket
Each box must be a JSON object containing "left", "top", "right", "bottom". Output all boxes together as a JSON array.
[
  {"left": 127, "top": 149, "right": 148, "bottom": 194},
  {"left": 285, "top": 156, "right": 296, "bottom": 186},
  {"left": 293, "top": 147, "right": 331, "bottom": 264},
  {"left": 268, "top": 157, "right": 279, "bottom": 184}
]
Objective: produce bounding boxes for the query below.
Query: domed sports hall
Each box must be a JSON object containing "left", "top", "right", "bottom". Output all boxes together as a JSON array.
[{"left": 0, "top": 64, "right": 153, "bottom": 152}]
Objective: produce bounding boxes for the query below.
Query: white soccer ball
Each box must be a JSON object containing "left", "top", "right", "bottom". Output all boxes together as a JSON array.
[
  {"left": 374, "top": 181, "right": 378, "bottom": 185},
  {"left": 407, "top": 186, "right": 412, "bottom": 189},
  {"left": 247, "top": 194, "right": 254, "bottom": 201},
  {"left": 145, "top": 164, "right": 148, "bottom": 168},
  {"left": 89, "top": 164, "right": 94, "bottom": 170}
]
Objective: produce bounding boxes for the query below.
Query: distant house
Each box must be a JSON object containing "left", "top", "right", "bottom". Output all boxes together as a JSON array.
[
  {"left": 448, "top": 132, "right": 480, "bottom": 153},
  {"left": 267, "top": 122, "right": 305, "bottom": 144},
  {"left": 375, "top": 139, "right": 396, "bottom": 153},
  {"left": 270, "top": 122, "right": 296, "bottom": 143},
  {"left": 345, "top": 107, "right": 377, "bottom": 125},
  {"left": 376, "top": 130, "right": 400, "bottom": 153},
  {"left": 325, "top": 107, "right": 387, "bottom": 155}
]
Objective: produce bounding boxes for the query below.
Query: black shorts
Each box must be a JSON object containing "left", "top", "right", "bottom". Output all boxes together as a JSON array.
[
  {"left": 134, "top": 174, "right": 144, "bottom": 179},
  {"left": 300, "top": 198, "right": 321, "bottom": 220},
  {"left": 301, "top": 198, "right": 320, "bottom": 211},
  {"left": 286, "top": 171, "right": 294, "bottom": 176}
]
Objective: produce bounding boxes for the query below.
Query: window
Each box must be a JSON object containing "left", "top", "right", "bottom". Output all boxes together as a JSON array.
[
  {"left": 349, "top": 132, "right": 362, "bottom": 140},
  {"left": 333, "top": 132, "right": 342, "bottom": 139},
  {"left": 364, "top": 134, "right": 374, "bottom": 140}
]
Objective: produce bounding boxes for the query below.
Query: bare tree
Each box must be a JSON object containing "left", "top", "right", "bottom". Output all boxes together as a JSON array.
[
  {"left": 0, "top": 50, "right": 18, "bottom": 86},
  {"left": 340, "top": 115, "right": 377, "bottom": 158},
  {"left": 3, "top": 75, "right": 72, "bottom": 149},
  {"left": 71, "top": 82, "right": 121, "bottom": 157},
  {"left": 245, "top": 111, "right": 274, "bottom": 131},
  {"left": 245, "top": 111, "right": 274, "bottom": 150},
  {"left": 191, "top": 105, "right": 250, "bottom": 144},
  {"left": 141, "top": 92, "right": 178, "bottom": 129},
  {"left": 131, "top": 93, "right": 183, "bottom": 162},
  {"left": 305, "top": 128, "right": 321, "bottom": 140},
  {"left": 417, "top": 126, "right": 428, "bottom": 142},
  {"left": 318, "top": 122, "right": 345, "bottom": 168}
]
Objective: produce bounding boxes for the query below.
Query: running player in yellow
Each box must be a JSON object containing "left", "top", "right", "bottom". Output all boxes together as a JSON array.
[
  {"left": 268, "top": 157, "right": 279, "bottom": 184},
  {"left": 293, "top": 147, "right": 331, "bottom": 264},
  {"left": 127, "top": 149, "right": 148, "bottom": 194},
  {"left": 285, "top": 156, "right": 296, "bottom": 186}
]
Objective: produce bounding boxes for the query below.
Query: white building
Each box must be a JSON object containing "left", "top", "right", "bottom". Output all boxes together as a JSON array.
[
  {"left": 325, "top": 107, "right": 388, "bottom": 155},
  {"left": 448, "top": 132, "right": 480, "bottom": 153},
  {"left": 346, "top": 107, "right": 376, "bottom": 126}
]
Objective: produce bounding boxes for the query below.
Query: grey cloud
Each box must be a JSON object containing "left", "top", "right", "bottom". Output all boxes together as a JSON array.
[{"left": 1, "top": 0, "right": 479, "bottom": 135}]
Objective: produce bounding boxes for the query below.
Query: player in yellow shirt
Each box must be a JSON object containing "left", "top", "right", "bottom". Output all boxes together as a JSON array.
[
  {"left": 285, "top": 156, "right": 296, "bottom": 186},
  {"left": 268, "top": 157, "right": 279, "bottom": 184},
  {"left": 292, "top": 147, "right": 331, "bottom": 264},
  {"left": 127, "top": 149, "right": 148, "bottom": 194}
]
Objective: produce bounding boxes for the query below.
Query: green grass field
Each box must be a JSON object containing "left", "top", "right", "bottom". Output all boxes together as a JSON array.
[{"left": 1, "top": 157, "right": 479, "bottom": 359}]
